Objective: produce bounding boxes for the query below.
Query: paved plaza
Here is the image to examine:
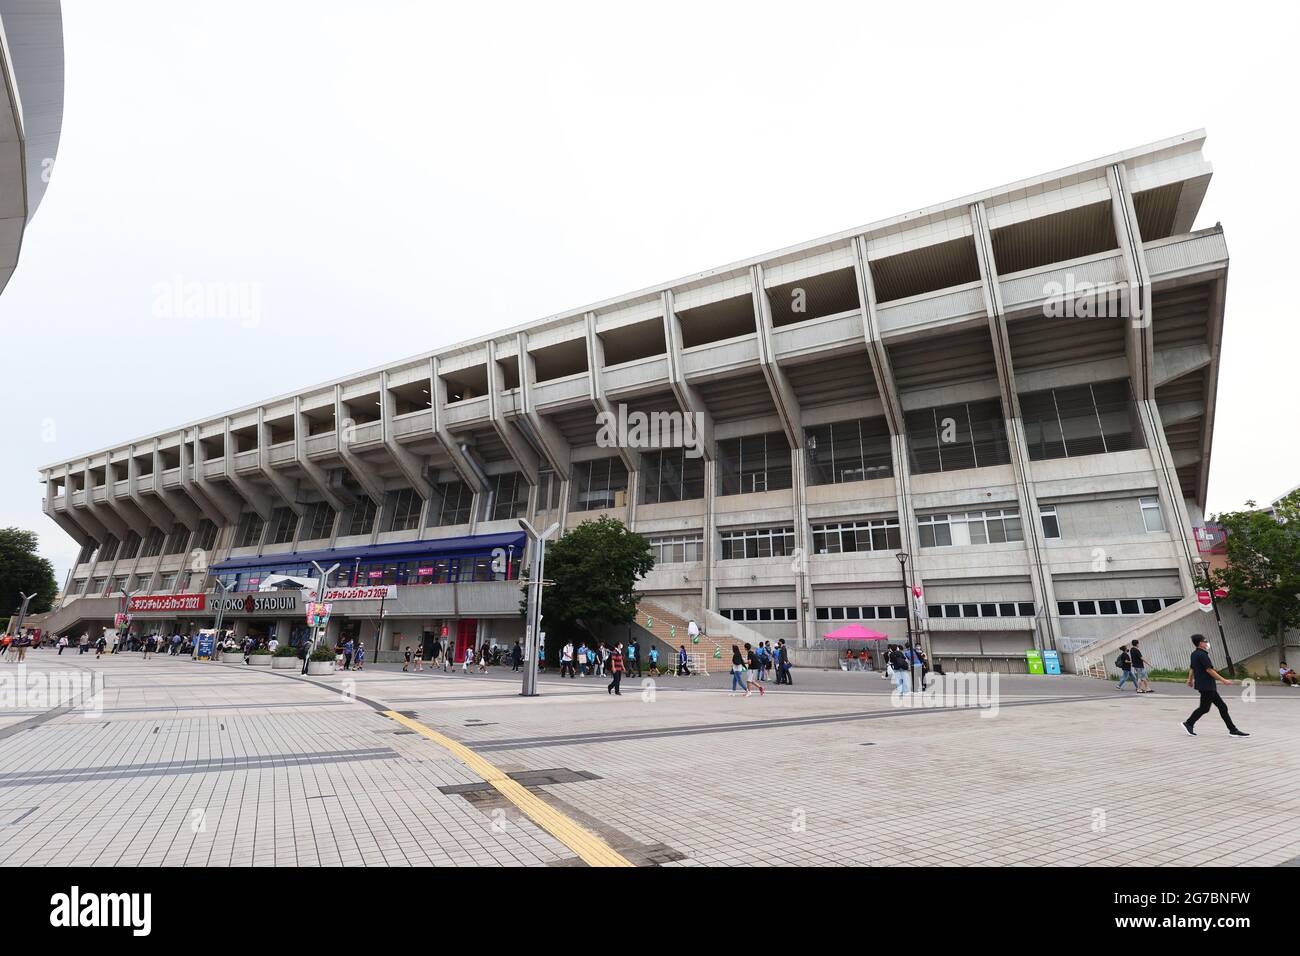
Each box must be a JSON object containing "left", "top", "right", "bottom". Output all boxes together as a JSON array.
[{"left": 0, "top": 648, "right": 1297, "bottom": 867}]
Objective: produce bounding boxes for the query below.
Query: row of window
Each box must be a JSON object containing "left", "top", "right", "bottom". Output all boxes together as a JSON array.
[
  {"left": 815, "top": 605, "right": 911, "bottom": 621},
  {"left": 1058, "top": 597, "right": 1180, "bottom": 616},
  {"left": 926, "top": 602, "right": 1039, "bottom": 619},
  {"left": 720, "top": 607, "right": 799, "bottom": 622},
  {"left": 212, "top": 551, "right": 520, "bottom": 594}
]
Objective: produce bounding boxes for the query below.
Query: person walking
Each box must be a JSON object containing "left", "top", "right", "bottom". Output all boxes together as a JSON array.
[
  {"left": 342, "top": 638, "right": 354, "bottom": 671},
  {"left": 403, "top": 646, "right": 412, "bottom": 672},
  {"left": 744, "top": 643, "right": 765, "bottom": 696},
  {"left": 606, "top": 643, "right": 625, "bottom": 696},
  {"left": 78, "top": 633, "right": 89, "bottom": 655},
  {"left": 462, "top": 646, "right": 473, "bottom": 674},
  {"left": 729, "top": 644, "right": 749, "bottom": 697},
  {"left": 477, "top": 643, "right": 490, "bottom": 674},
  {"left": 57, "top": 635, "right": 68, "bottom": 656},
  {"left": 1115, "top": 642, "right": 1139, "bottom": 692},
  {"left": 1182, "top": 634, "right": 1249, "bottom": 738},
  {"left": 510, "top": 641, "right": 522, "bottom": 671},
  {"left": 647, "top": 644, "right": 660, "bottom": 676},
  {"left": 1129, "top": 639, "right": 1153, "bottom": 693},
  {"left": 14, "top": 633, "right": 29, "bottom": 663},
  {"left": 778, "top": 639, "right": 793, "bottom": 686},
  {"left": 354, "top": 641, "right": 365, "bottom": 671},
  {"left": 676, "top": 645, "right": 691, "bottom": 677},
  {"left": 626, "top": 639, "right": 640, "bottom": 677},
  {"left": 94, "top": 634, "right": 106, "bottom": 659},
  {"left": 889, "top": 645, "right": 910, "bottom": 695},
  {"left": 560, "top": 641, "right": 575, "bottom": 678}
]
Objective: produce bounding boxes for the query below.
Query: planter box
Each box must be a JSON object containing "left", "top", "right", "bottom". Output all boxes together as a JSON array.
[
  {"left": 306, "top": 660, "right": 335, "bottom": 675},
  {"left": 248, "top": 654, "right": 273, "bottom": 667},
  {"left": 271, "top": 656, "right": 299, "bottom": 669}
]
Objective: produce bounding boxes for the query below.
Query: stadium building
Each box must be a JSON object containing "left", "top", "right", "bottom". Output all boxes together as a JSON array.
[{"left": 39, "top": 132, "right": 1229, "bottom": 669}]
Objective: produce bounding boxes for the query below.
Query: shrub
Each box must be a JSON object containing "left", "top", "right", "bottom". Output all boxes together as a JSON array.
[
  {"left": 309, "top": 644, "right": 336, "bottom": 662},
  {"left": 273, "top": 644, "right": 297, "bottom": 657}
]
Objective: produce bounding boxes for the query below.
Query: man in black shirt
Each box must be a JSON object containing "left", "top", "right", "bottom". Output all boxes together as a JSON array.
[{"left": 1182, "top": 634, "right": 1249, "bottom": 737}]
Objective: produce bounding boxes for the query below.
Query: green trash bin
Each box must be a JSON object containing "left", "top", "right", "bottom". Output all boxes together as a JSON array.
[{"left": 1025, "top": 649, "right": 1045, "bottom": 675}]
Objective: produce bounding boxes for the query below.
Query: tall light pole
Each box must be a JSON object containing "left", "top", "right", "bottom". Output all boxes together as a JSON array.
[
  {"left": 1196, "top": 558, "right": 1235, "bottom": 677},
  {"left": 896, "top": 551, "right": 919, "bottom": 693},
  {"left": 14, "top": 592, "right": 35, "bottom": 636},
  {"left": 305, "top": 561, "right": 339, "bottom": 674},
  {"left": 209, "top": 578, "right": 231, "bottom": 660},
  {"left": 518, "top": 518, "right": 559, "bottom": 697}
]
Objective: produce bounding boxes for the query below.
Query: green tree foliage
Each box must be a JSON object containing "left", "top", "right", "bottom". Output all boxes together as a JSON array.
[
  {"left": 0, "top": 528, "right": 59, "bottom": 619},
  {"left": 1209, "top": 491, "right": 1300, "bottom": 642},
  {"left": 523, "top": 516, "right": 654, "bottom": 641}
]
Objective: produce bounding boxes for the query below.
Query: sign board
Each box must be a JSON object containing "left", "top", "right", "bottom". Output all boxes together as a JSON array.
[
  {"left": 196, "top": 632, "right": 215, "bottom": 661},
  {"left": 1197, "top": 590, "right": 1214, "bottom": 612},
  {"left": 313, "top": 585, "right": 397, "bottom": 602},
  {"left": 1042, "top": 650, "right": 1061, "bottom": 675},
  {"left": 1025, "top": 649, "right": 1045, "bottom": 675},
  {"left": 128, "top": 594, "right": 205, "bottom": 614},
  {"left": 210, "top": 593, "right": 302, "bottom": 616},
  {"left": 306, "top": 602, "right": 333, "bottom": 627}
]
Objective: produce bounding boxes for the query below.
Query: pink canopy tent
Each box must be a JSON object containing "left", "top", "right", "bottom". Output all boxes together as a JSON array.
[{"left": 822, "top": 624, "right": 888, "bottom": 641}]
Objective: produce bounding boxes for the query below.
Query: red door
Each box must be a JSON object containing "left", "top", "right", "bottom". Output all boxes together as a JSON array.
[{"left": 455, "top": 619, "right": 477, "bottom": 663}]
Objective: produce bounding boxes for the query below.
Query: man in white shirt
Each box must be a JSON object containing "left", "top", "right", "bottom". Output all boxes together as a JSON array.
[
  {"left": 687, "top": 619, "right": 700, "bottom": 642},
  {"left": 561, "top": 642, "right": 575, "bottom": 679}
]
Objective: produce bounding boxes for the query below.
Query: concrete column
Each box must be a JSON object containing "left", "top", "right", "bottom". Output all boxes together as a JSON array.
[
  {"left": 969, "top": 200, "right": 1060, "bottom": 649},
  {"left": 852, "top": 236, "right": 925, "bottom": 608},
  {"left": 1108, "top": 164, "right": 1198, "bottom": 595}
]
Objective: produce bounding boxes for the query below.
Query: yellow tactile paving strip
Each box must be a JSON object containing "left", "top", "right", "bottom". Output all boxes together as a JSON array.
[{"left": 382, "top": 709, "right": 633, "bottom": 867}]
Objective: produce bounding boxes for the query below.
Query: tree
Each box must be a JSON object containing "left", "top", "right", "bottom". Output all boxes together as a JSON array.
[
  {"left": 1208, "top": 491, "right": 1300, "bottom": 645},
  {"left": 523, "top": 516, "right": 654, "bottom": 645},
  {"left": 0, "top": 528, "right": 59, "bottom": 620}
]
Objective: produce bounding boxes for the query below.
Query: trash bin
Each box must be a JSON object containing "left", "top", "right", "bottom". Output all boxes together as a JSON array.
[
  {"left": 1025, "top": 649, "right": 1045, "bottom": 675},
  {"left": 1043, "top": 650, "right": 1061, "bottom": 675}
]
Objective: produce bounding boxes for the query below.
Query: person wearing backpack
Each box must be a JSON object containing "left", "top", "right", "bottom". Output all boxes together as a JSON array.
[{"left": 1115, "top": 643, "right": 1139, "bottom": 692}]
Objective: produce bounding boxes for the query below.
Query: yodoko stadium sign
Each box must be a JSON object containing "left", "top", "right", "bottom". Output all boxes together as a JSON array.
[
  {"left": 211, "top": 593, "right": 302, "bottom": 615},
  {"left": 129, "top": 592, "right": 303, "bottom": 616}
]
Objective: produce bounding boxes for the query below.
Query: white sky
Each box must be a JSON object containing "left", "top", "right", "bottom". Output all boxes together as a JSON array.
[{"left": 4, "top": 0, "right": 1298, "bottom": 582}]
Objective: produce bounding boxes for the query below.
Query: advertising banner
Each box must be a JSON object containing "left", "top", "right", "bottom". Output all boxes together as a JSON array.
[
  {"left": 314, "top": 585, "right": 397, "bottom": 602},
  {"left": 127, "top": 594, "right": 205, "bottom": 614}
]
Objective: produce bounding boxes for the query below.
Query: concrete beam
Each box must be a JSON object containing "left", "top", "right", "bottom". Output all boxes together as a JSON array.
[
  {"left": 379, "top": 369, "right": 435, "bottom": 499},
  {"left": 484, "top": 340, "right": 540, "bottom": 486},
  {"left": 661, "top": 289, "right": 716, "bottom": 461},
  {"left": 151, "top": 443, "right": 202, "bottom": 530},
  {"left": 970, "top": 200, "right": 1060, "bottom": 649},
  {"left": 80, "top": 462, "right": 128, "bottom": 541},
  {"left": 177, "top": 431, "right": 226, "bottom": 526},
  {"left": 188, "top": 431, "right": 243, "bottom": 525},
  {"left": 514, "top": 332, "right": 572, "bottom": 480},
  {"left": 333, "top": 386, "right": 386, "bottom": 507},
  {"left": 292, "top": 398, "right": 350, "bottom": 513},
  {"left": 1153, "top": 344, "right": 1212, "bottom": 389},
  {"left": 256, "top": 408, "right": 304, "bottom": 516},
  {"left": 431, "top": 355, "right": 489, "bottom": 494},
  {"left": 220, "top": 421, "right": 273, "bottom": 522},
  {"left": 584, "top": 312, "right": 639, "bottom": 474},
  {"left": 126, "top": 445, "right": 178, "bottom": 532},
  {"left": 1109, "top": 164, "right": 1154, "bottom": 400}
]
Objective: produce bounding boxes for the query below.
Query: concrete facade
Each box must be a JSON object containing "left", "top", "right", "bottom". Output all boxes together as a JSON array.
[{"left": 40, "top": 132, "right": 1228, "bottom": 666}]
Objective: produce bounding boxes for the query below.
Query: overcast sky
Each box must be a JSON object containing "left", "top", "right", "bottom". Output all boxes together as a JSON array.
[{"left": 4, "top": 0, "right": 1297, "bottom": 583}]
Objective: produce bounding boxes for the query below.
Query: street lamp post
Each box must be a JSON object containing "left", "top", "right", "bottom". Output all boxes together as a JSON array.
[
  {"left": 896, "top": 551, "right": 919, "bottom": 693},
  {"left": 305, "top": 561, "right": 340, "bottom": 674},
  {"left": 14, "top": 591, "right": 35, "bottom": 637},
  {"left": 518, "top": 518, "right": 559, "bottom": 697},
  {"left": 209, "top": 578, "right": 231, "bottom": 659},
  {"left": 1196, "top": 559, "right": 1235, "bottom": 677}
]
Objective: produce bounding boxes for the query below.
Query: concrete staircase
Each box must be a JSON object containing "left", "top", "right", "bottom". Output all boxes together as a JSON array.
[
  {"left": 634, "top": 598, "right": 729, "bottom": 673},
  {"left": 1063, "top": 597, "right": 1279, "bottom": 678}
]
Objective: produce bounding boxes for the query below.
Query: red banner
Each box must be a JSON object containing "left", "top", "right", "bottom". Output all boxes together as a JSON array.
[
  {"left": 313, "top": 585, "right": 396, "bottom": 602},
  {"left": 127, "top": 594, "right": 206, "bottom": 614}
]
